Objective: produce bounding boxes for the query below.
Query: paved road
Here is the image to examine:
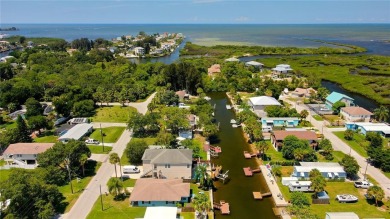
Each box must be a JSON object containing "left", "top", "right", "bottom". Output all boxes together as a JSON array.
[
  {"left": 96, "top": 92, "right": 156, "bottom": 115},
  {"left": 282, "top": 96, "right": 390, "bottom": 197},
  {"left": 61, "top": 129, "right": 132, "bottom": 219}
]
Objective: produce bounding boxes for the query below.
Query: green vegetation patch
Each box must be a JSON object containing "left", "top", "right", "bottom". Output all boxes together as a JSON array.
[
  {"left": 120, "top": 137, "right": 156, "bottom": 165},
  {"left": 312, "top": 115, "right": 324, "bottom": 121},
  {"left": 122, "top": 178, "right": 137, "bottom": 188},
  {"left": 0, "top": 169, "right": 11, "bottom": 182},
  {"left": 91, "top": 106, "right": 137, "bottom": 123},
  {"left": 87, "top": 145, "right": 112, "bottom": 154},
  {"left": 90, "top": 127, "right": 126, "bottom": 143},
  {"left": 34, "top": 134, "right": 58, "bottom": 143},
  {"left": 334, "top": 131, "right": 369, "bottom": 157}
]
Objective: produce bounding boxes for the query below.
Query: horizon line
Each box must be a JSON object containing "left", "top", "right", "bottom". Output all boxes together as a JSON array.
[{"left": 2, "top": 22, "right": 390, "bottom": 25}]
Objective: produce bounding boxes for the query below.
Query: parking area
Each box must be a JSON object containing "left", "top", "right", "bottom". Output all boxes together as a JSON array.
[
  {"left": 115, "top": 165, "right": 144, "bottom": 179},
  {"left": 307, "top": 104, "right": 333, "bottom": 115}
]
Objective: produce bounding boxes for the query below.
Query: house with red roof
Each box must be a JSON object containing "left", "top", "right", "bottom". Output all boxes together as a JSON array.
[
  {"left": 340, "top": 106, "right": 373, "bottom": 122},
  {"left": 271, "top": 130, "right": 318, "bottom": 151},
  {"left": 3, "top": 143, "right": 54, "bottom": 168}
]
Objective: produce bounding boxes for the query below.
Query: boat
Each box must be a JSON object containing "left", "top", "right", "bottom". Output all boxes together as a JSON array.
[
  {"left": 336, "top": 194, "right": 358, "bottom": 203},
  {"left": 226, "top": 105, "right": 231, "bottom": 109},
  {"left": 204, "top": 96, "right": 211, "bottom": 101},
  {"left": 230, "top": 119, "right": 237, "bottom": 124}
]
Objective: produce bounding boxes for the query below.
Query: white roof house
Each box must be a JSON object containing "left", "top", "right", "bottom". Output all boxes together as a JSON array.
[
  {"left": 245, "top": 61, "right": 264, "bottom": 67},
  {"left": 272, "top": 64, "right": 293, "bottom": 73},
  {"left": 58, "top": 123, "right": 93, "bottom": 143},
  {"left": 346, "top": 122, "right": 390, "bottom": 137},
  {"left": 144, "top": 207, "right": 178, "bottom": 219},
  {"left": 325, "top": 212, "right": 359, "bottom": 219},
  {"left": 225, "top": 57, "right": 240, "bottom": 62},
  {"left": 292, "top": 162, "right": 346, "bottom": 179},
  {"left": 249, "top": 96, "right": 281, "bottom": 106}
]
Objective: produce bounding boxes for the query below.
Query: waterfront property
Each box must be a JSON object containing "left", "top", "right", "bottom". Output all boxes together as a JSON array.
[
  {"left": 58, "top": 123, "right": 93, "bottom": 143},
  {"left": 134, "top": 47, "right": 145, "bottom": 56},
  {"left": 261, "top": 117, "right": 299, "bottom": 129},
  {"left": 224, "top": 57, "right": 240, "bottom": 62},
  {"left": 325, "top": 212, "right": 359, "bottom": 219},
  {"left": 129, "top": 179, "right": 190, "bottom": 207},
  {"left": 345, "top": 122, "right": 390, "bottom": 138},
  {"left": 271, "top": 130, "right": 318, "bottom": 151},
  {"left": 245, "top": 61, "right": 264, "bottom": 69},
  {"left": 291, "top": 162, "right": 346, "bottom": 179},
  {"left": 272, "top": 64, "right": 293, "bottom": 75},
  {"left": 3, "top": 143, "right": 54, "bottom": 168},
  {"left": 141, "top": 149, "right": 192, "bottom": 179},
  {"left": 207, "top": 64, "right": 221, "bottom": 77},
  {"left": 248, "top": 96, "right": 281, "bottom": 117},
  {"left": 325, "top": 92, "right": 354, "bottom": 109},
  {"left": 291, "top": 87, "right": 317, "bottom": 98},
  {"left": 340, "top": 107, "right": 373, "bottom": 122}
]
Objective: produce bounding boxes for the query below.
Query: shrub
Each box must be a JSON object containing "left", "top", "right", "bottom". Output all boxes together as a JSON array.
[{"left": 344, "top": 129, "right": 354, "bottom": 140}]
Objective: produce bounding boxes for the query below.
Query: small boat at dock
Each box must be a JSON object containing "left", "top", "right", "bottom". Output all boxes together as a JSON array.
[
  {"left": 230, "top": 119, "right": 237, "bottom": 124},
  {"left": 226, "top": 105, "right": 232, "bottom": 109}
]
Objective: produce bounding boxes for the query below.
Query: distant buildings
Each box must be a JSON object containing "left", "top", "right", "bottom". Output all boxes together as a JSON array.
[
  {"left": 248, "top": 96, "right": 281, "bottom": 111},
  {"left": 208, "top": 64, "right": 221, "bottom": 77},
  {"left": 325, "top": 92, "right": 354, "bottom": 109},
  {"left": 3, "top": 143, "right": 54, "bottom": 168},
  {"left": 291, "top": 162, "right": 346, "bottom": 180},
  {"left": 134, "top": 47, "right": 145, "bottom": 56},
  {"left": 345, "top": 122, "right": 390, "bottom": 138},
  {"left": 291, "top": 88, "right": 317, "bottom": 98},
  {"left": 225, "top": 57, "right": 240, "bottom": 62},
  {"left": 245, "top": 61, "right": 264, "bottom": 69},
  {"left": 340, "top": 106, "right": 373, "bottom": 122}
]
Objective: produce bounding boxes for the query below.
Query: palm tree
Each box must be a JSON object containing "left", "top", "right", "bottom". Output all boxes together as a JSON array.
[
  {"left": 300, "top": 110, "right": 309, "bottom": 121},
  {"left": 367, "top": 186, "right": 384, "bottom": 206},
  {"left": 193, "top": 193, "right": 211, "bottom": 219},
  {"left": 194, "top": 164, "right": 211, "bottom": 190},
  {"left": 255, "top": 141, "right": 269, "bottom": 160},
  {"left": 374, "top": 106, "right": 389, "bottom": 122},
  {"left": 109, "top": 153, "right": 120, "bottom": 178},
  {"left": 293, "top": 148, "right": 305, "bottom": 161},
  {"left": 79, "top": 154, "right": 88, "bottom": 176},
  {"left": 107, "top": 177, "right": 123, "bottom": 197}
]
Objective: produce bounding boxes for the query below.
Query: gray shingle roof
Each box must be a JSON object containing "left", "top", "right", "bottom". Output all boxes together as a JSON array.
[{"left": 142, "top": 149, "right": 192, "bottom": 164}]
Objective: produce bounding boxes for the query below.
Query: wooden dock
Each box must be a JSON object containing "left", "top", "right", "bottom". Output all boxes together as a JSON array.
[
  {"left": 253, "top": 192, "right": 272, "bottom": 200},
  {"left": 243, "top": 167, "right": 261, "bottom": 176},
  {"left": 213, "top": 200, "right": 230, "bottom": 215},
  {"left": 244, "top": 151, "right": 257, "bottom": 159}
]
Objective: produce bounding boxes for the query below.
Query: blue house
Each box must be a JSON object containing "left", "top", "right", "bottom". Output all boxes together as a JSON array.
[
  {"left": 325, "top": 92, "right": 354, "bottom": 109},
  {"left": 345, "top": 122, "right": 390, "bottom": 137},
  {"left": 261, "top": 117, "right": 299, "bottom": 128}
]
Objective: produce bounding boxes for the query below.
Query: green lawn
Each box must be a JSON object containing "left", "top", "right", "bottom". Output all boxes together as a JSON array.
[
  {"left": 276, "top": 172, "right": 389, "bottom": 218},
  {"left": 334, "top": 131, "right": 369, "bottom": 157},
  {"left": 87, "top": 195, "right": 146, "bottom": 219},
  {"left": 317, "top": 150, "right": 346, "bottom": 163},
  {"left": 122, "top": 178, "right": 137, "bottom": 188},
  {"left": 383, "top": 171, "right": 390, "bottom": 180},
  {"left": 120, "top": 138, "right": 156, "bottom": 165},
  {"left": 91, "top": 106, "right": 137, "bottom": 123},
  {"left": 0, "top": 169, "right": 11, "bottom": 182},
  {"left": 88, "top": 145, "right": 112, "bottom": 154},
  {"left": 181, "top": 212, "right": 195, "bottom": 219},
  {"left": 0, "top": 159, "right": 5, "bottom": 166},
  {"left": 89, "top": 127, "right": 125, "bottom": 143},
  {"left": 312, "top": 115, "right": 324, "bottom": 121},
  {"left": 33, "top": 130, "right": 58, "bottom": 143},
  {"left": 58, "top": 161, "right": 102, "bottom": 213}
]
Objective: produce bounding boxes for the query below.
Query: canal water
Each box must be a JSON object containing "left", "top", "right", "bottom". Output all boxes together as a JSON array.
[{"left": 209, "top": 92, "right": 277, "bottom": 219}]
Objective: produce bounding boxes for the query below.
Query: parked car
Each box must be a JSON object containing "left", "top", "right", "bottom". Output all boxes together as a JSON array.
[
  {"left": 354, "top": 181, "right": 373, "bottom": 189},
  {"left": 123, "top": 165, "right": 140, "bottom": 174},
  {"left": 85, "top": 139, "right": 100, "bottom": 144}
]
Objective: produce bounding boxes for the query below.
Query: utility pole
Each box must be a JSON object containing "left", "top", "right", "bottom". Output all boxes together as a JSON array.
[
  {"left": 66, "top": 157, "right": 74, "bottom": 194},
  {"left": 363, "top": 159, "right": 369, "bottom": 181},
  {"left": 100, "top": 184, "right": 104, "bottom": 211},
  {"left": 100, "top": 123, "right": 105, "bottom": 152}
]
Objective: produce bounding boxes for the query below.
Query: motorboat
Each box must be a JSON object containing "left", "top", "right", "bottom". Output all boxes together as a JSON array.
[
  {"left": 336, "top": 194, "right": 358, "bottom": 203},
  {"left": 230, "top": 119, "right": 237, "bottom": 124}
]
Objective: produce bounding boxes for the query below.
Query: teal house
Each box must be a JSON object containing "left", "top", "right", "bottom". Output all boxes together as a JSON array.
[
  {"left": 261, "top": 117, "right": 299, "bottom": 128},
  {"left": 325, "top": 92, "right": 354, "bottom": 109}
]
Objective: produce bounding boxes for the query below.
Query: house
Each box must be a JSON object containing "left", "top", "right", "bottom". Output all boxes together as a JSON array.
[
  {"left": 291, "top": 88, "right": 317, "bottom": 98},
  {"left": 129, "top": 178, "right": 190, "bottom": 207},
  {"left": 272, "top": 64, "right": 293, "bottom": 74},
  {"left": 288, "top": 181, "right": 313, "bottom": 192},
  {"left": 43, "top": 105, "right": 54, "bottom": 116},
  {"left": 248, "top": 96, "right": 281, "bottom": 111},
  {"left": 178, "top": 130, "right": 193, "bottom": 140},
  {"left": 340, "top": 107, "right": 373, "bottom": 122},
  {"left": 271, "top": 130, "right": 318, "bottom": 151},
  {"left": 134, "top": 47, "right": 145, "bottom": 56},
  {"left": 58, "top": 123, "right": 93, "bottom": 143},
  {"left": 291, "top": 162, "right": 346, "bottom": 179},
  {"left": 142, "top": 149, "right": 193, "bottom": 179},
  {"left": 187, "top": 114, "right": 197, "bottom": 128},
  {"left": 325, "top": 92, "right": 354, "bottom": 109},
  {"left": 207, "top": 64, "right": 221, "bottom": 77},
  {"left": 325, "top": 212, "right": 359, "bottom": 219},
  {"left": 3, "top": 143, "right": 54, "bottom": 168},
  {"left": 175, "top": 90, "right": 189, "bottom": 101},
  {"left": 245, "top": 61, "right": 264, "bottom": 69},
  {"left": 345, "top": 122, "right": 390, "bottom": 138},
  {"left": 143, "top": 207, "right": 178, "bottom": 219},
  {"left": 225, "top": 57, "right": 240, "bottom": 62},
  {"left": 261, "top": 117, "right": 299, "bottom": 129}
]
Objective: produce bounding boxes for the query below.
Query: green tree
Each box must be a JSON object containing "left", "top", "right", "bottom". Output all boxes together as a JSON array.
[
  {"left": 109, "top": 153, "right": 120, "bottom": 178},
  {"left": 374, "top": 106, "right": 389, "bottom": 122},
  {"left": 318, "top": 138, "right": 333, "bottom": 160},
  {"left": 125, "top": 139, "right": 148, "bottom": 164},
  {"left": 72, "top": 99, "right": 95, "bottom": 117},
  {"left": 332, "top": 101, "right": 346, "bottom": 114},
  {"left": 194, "top": 164, "right": 213, "bottom": 190},
  {"left": 155, "top": 131, "right": 175, "bottom": 147},
  {"left": 293, "top": 148, "right": 306, "bottom": 161},
  {"left": 344, "top": 129, "right": 354, "bottom": 140},
  {"left": 255, "top": 141, "right": 269, "bottom": 159},
  {"left": 339, "top": 154, "right": 360, "bottom": 178},
  {"left": 52, "top": 95, "right": 72, "bottom": 116},
  {"left": 161, "top": 107, "right": 189, "bottom": 134},
  {"left": 367, "top": 186, "right": 384, "bottom": 206},
  {"left": 15, "top": 115, "right": 32, "bottom": 142},
  {"left": 28, "top": 115, "right": 49, "bottom": 135},
  {"left": 25, "top": 97, "right": 43, "bottom": 117},
  {"left": 300, "top": 109, "right": 309, "bottom": 121},
  {"left": 107, "top": 177, "right": 124, "bottom": 197},
  {"left": 281, "top": 135, "right": 309, "bottom": 160},
  {"left": 290, "top": 192, "right": 310, "bottom": 207},
  {"left": 79, "top": 154, "right": 88, "bottom": 176},
  {"left": 309, "top": 169, "right": 326, "bottom": 196},
  {"left": 127, "top": 111, "right": 148, "bottom": 137},
  {"left": 193, "top": 193, "right": 211, "bottom": 218},
  {"left": 316, "top": 87, "right": 329, "bottom": 102}
]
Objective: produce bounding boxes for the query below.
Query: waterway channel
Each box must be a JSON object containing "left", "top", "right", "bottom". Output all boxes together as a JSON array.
[{"left": 209, "top": 92, "right": 277, "bottom": 219}]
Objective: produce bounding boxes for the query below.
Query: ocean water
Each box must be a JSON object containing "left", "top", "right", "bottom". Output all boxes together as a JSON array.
[{"left": 1, "top": 24, "right": 390, "bottom": 55}]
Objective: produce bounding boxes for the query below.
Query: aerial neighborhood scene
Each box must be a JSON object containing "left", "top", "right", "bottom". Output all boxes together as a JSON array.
[{"left": 1, "top": 1, "right": 390, "bottom": 219}]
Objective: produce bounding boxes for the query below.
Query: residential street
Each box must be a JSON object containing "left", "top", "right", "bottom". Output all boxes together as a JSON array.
[{"left": 281, "top": 96, "right": 390, "bottom": 197}]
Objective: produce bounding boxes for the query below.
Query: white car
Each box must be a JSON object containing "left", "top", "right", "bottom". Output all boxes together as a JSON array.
[
  {"left": 354, "top": 181, "right": 373, "bottom": 189},
  {"left": 85, "top": 139, "right": 100, "bottom": 144},
  {"left": 123, "top": 165, "right": 140, "bottom": 174}
]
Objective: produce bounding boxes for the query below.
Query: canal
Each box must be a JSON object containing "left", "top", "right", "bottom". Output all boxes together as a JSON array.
[{"left": 209, "top": 92, "right": 277, "bottom": 219}]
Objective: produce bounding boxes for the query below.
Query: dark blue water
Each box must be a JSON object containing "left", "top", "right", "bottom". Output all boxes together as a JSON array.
[{"left": 1, "top": 24, "right": 390, "bottom": 55}]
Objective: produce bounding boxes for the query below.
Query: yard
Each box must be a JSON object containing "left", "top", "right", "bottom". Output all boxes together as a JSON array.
[
  {"left": 91, "top": 106, "right": 137, "bottom": 123},
  {"left": 120, "top": 138, "right": 156, "bottom": 165},
  {"left": 277, "top": 167, "right": 390, "bottom": 218},
  {"left": 312, "top": 115, "right": 324, "bottom": 121},
  {"left": 33, "top": 131, "right": 58, "bottom": 143},
  {"left": 334, "top": 131, "right": 369, "bottom": 157},
  {"left": 87, "top": 145, "right": 112, "bottom": 154},
  {"left": 0, "top": 169, "right": 11, "bottom": 183},
  {"left": 89, "top": 127, "right": 126, "bottom": 143},
  {"left": 59, "top": 161, "right": 102, "bottom": 213}
]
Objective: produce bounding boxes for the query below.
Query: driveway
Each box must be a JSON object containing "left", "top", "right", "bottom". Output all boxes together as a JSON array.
[{"left": 281, "top": 96, "right": 390, "bottom": 197}]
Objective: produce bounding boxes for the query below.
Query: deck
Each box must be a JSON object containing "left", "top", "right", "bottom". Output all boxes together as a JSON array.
[
  {"left": 253, "top": 192, "right": 272, "bottom": 200},
  {"left": 243, "top": 167, "right": 261, "bottom": 176},
  {"left": 213, "top": 200, "right": 230, "bottom": 215},
  {"left": 243, "top": 151, "right": 257, "bottom": 159}
]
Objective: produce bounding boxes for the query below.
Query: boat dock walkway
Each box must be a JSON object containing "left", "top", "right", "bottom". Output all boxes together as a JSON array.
[
  {"left": 253, "top": 191, "right": 272, "bottom": 200},
  {"left": 260, "top": 165, "right": 291, "bottom": 219},
  {"left": 243, "top": 167, "right": 261, "bottom": 176}
]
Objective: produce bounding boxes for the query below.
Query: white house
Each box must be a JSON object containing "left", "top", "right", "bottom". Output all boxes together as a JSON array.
[
  {"left": 58, "top": 123, "right": 93, "bottom": 143},
  {"left": 134, "top": 47, "right": 145, "bottom": 56},
  {"left": 272, "top": 64, "right": 293, "bottom": 74},
  {"left": 345, "top": 122, "right": 390, "bottom": 138},
  {"left": 3, "top": 143, "right": 54, "bottom": 168},
  {"left": 245, "top": 61, "right": 264, "bottom": 69},
  {"left": 142, "top": 149, "right": 193, "bottom": 179},
  {"left": 225, "top": 57, "right": 240, "bottom": 62},
  {"left": 291, "top": 162, "right": 346, "bottom": 179},
  {"left": 248, "top": 96, "right": 281, "bottom": 111},
  {"left": 340, "top": 106, "right": 373, "bottom": 122},
  {"left": 325, "top": 212, "right": 359, "bottom": 219},
  {"left": 288, "top": 181, "right": 313, "bottom": 192}
]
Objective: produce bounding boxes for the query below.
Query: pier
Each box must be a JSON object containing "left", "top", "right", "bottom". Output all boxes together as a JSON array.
[
  {"left": 253, "top": 192, "right": 272, "bottom": 200},
  {"left": 243, "top": 167, "right": 261, "bottom": 176},
  {"left": 244, "top": 150, "right": 258, "bottom": 159},
  {"left": 213, "top": 200, "right": 230, "bottom": 215}
]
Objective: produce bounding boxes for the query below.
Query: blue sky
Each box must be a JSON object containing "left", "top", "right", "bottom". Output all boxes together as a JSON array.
[{"left": 1, "top": 0, "right": 389, "bottom": 24}]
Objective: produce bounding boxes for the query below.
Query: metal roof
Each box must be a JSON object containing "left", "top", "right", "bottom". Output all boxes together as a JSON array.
[
  {"left": 325, "top": 92, "right": 354, "bottom": 104},
  {"left": 142, "top": 149, "right": 192, "bottom": 164},
  {"left": 58, "top": 123, "right": 93, "bottom": 141}
]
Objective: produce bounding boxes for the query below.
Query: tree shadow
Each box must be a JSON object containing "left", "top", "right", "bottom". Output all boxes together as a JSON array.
[{"left": 84, "top": 160, "right": 98, "bottom": 177}]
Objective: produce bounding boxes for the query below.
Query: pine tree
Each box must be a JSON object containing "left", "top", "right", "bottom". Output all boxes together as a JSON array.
[{"left": 16, "top": 115, "right": 32, "bottom": 142}]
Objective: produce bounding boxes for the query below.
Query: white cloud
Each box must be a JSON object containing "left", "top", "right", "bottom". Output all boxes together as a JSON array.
[{"left": 234, "top": 16, "right": 250, "bottom": 22}]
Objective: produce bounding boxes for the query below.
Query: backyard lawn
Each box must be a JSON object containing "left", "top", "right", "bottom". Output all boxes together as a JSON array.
[
  {"left": 0, "top": 169, "right": 11, "bottom": 182},
  {"left": 334, "top": 131, "right": 369, "bottom": 157},
  {"left": 87, "top": 145, "right": 112, "bottom": 154},
  {"left": 91, "top": 106, "right": 137, "bottom": 123},
  {"left": 120, "top": 138, "right": 156, "bottom": 165},
  {"left": 89, "top": 127, "right": 125, "bottom": 143},
  {"left": 34, "top": 132, "right": 58, "bottom": 143},
  {"left": 0, "top": 159, "right": 5, "bottom": 166},
  {"left": 59, "top": 161, "right": 102, "bottom": 213}
]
